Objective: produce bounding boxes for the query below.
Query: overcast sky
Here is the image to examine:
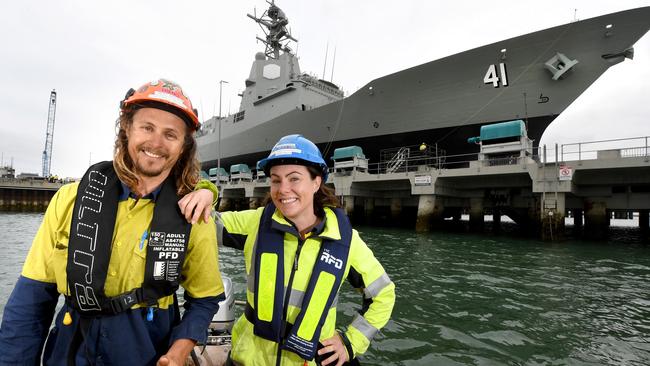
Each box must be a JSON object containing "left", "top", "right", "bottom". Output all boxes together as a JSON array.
[{"left": 1, "top": 0, "right": 649, "bottom": 177}]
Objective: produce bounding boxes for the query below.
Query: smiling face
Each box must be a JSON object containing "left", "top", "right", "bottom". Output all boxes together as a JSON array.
[
  {"left": 270, "top": 164, "right": 322, "bottom": 228},
  {"left": 126, "top": 107, "right": 187, "bottom": 180}
]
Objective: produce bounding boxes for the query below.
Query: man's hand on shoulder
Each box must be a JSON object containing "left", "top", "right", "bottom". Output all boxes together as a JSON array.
[{"left": 178, "top": 188, "right": 214, "bottom": 224}]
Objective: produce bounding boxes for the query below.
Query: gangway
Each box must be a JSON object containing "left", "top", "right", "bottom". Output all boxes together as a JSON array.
[{"left": 385, "top": 147, "right": 408, "bottom": 173}]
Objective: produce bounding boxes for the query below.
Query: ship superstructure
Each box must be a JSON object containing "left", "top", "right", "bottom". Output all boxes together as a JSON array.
[
  {"left": 198, "top": 2, "right": 343, "bottom": 154},
  {"left": 197, "top": 2, "right": 650, "bottom": 172}
]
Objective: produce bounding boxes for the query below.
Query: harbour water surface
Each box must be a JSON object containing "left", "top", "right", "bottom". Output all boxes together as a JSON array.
[{"left": 1, "top": 212, "right": 649, "bottom": 365}]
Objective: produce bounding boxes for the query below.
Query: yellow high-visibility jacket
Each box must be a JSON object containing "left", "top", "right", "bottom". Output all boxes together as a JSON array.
[
  {"left": 0, "top": 181, "right": 224, "bottom": 365},
  {"left": 218, "top": 206, "right": 395, "bottom": 365}
]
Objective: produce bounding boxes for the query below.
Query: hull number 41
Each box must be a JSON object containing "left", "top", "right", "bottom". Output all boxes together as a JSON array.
[{"left": 484, "top": 63, "right": 508, "bottom": 87}]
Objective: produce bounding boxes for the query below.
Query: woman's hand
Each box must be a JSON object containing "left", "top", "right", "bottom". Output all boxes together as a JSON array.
[
  {"left": 178, "top": 189, "right": 214, "bottom": 224},
  {"left": 317, "top": 332, "right": 349, "bottom": 366}
]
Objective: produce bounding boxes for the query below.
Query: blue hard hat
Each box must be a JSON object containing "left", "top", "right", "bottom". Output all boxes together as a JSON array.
[{"left": 258, "top": 134, "right": 328, "bottom": 181}]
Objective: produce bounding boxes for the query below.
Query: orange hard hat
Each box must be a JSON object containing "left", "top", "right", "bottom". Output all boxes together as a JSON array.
[{"left": 120, "top": 79, "right": 200, "bottom": 130}]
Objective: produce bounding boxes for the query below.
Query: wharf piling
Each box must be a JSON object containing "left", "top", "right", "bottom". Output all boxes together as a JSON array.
[
  {"left": 363, "top": 197, "right": 374, "bottom": 224},
  {"left": 415, "top": 195, "right": 435, "bottom": 232},
  {"left": 343, "top": 196, "right": 355, "bottom": 217},
  {"left": 640, "top": 210, "right": 649, "bottom": 233},
  {"left": 584, "top": 201, "right": 609, "bottom": 240},
  {"left": 469, "top": 197, "right": 485, "bottom": 232}
]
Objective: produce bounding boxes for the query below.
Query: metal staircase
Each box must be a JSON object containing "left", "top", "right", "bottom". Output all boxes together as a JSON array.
[{"left": 386, "top": 147, "right": 408, "bottom": 173}]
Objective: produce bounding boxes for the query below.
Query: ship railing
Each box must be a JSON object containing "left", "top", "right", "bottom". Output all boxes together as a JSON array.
[
  {"left": 379, "top": 144, "right": 448, "bottom": 174},
  {"left": 621, "top": 146, "right": 650, "bottom": 158},
  {"left": 368, "top": 147, "right": 538, "bottom": 174},
  {"left": 484, "top": 155, "right": 527, "bottom": 167},
  {"left": 385, "top": 147, "right": 409, "bottom": 173},
  {"left": 558, "top": 136, "right": 650, "bottom": 162},
  {"left": 296, "top": 74, "right": 345, "bottom": 97}
]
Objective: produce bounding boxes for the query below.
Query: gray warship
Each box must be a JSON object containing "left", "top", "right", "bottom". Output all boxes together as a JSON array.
[{"left": 197, "top": 2, "right": 650, "bottom": 172}]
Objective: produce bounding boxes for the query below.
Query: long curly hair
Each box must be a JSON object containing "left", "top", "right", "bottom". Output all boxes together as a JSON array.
[
  {"left": 113, "top": 104, "right": 200, "bottom": 196},
  {"left": 306, "top": 165, "right": 340, "bottom": 217}
]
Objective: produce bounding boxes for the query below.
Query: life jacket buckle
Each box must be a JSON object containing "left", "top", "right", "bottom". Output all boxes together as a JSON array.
[{"left": 109, "top": 289, "right": 140, "bottom": 314}]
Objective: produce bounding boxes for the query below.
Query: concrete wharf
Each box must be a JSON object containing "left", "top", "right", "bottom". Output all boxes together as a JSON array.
[
  {"left": 215, "top": 136, "right": 650, "bottom": 241},
  {"left": 0, "top": 177, "right": 64, "bottom": 211}
]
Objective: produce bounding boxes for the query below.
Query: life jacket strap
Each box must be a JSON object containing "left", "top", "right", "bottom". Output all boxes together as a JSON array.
[
  {"left": 107, "top": 288, "right": 145, "bottom": 314},
  {"left": 245, "top": 302, "right": 293, "bottom": 340}
]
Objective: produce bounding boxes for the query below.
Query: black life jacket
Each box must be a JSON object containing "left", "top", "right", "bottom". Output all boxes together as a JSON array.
[{"left": 66, "top": 161, "right": 191, "bottom": 316}]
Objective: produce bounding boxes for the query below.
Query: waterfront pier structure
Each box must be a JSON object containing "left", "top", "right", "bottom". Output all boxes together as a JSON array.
[
  {"left": 214, "top": 136, "right": 650, "bottom": 241},
  {"left": 0, "top": 178, "right": 63, "bottom": 211},
  {"left": 4, "top": 137, "right": 649, "bottom": 241}
]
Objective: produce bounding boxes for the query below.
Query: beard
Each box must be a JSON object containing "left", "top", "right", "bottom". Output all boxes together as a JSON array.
[
  {"left": 130, "top": 146, "right": 178, "bottom": 178},
  {"left": 134, "top": 159, "right": 168, "bottom": 177}
]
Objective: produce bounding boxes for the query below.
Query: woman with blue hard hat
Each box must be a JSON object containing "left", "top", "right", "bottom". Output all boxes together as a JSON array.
[{"left": 184, "top": 134, "right": 395, "bottom": 365}]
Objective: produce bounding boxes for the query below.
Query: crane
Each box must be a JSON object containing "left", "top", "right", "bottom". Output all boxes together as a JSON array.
[{"left": 41, "top": 89, "right": 57, "bottom": 177}]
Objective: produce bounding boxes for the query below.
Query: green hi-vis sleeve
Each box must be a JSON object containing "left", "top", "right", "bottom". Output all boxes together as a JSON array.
[
  {"left": 297, "top": 272, "right": 335, "bottom": 340},
  {"left": 258, "top": 253, "right": 278, "bottom": 322}
]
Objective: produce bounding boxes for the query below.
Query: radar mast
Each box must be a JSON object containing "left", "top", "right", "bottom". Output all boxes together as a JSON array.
[{"left": 247, "top": 1, "right": 297, "bottom": 59}]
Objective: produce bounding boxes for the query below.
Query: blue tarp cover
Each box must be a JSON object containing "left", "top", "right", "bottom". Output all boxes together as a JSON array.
[
  {"left": 480, "top": 120, "right": 525, "bottom": 141},
  {"left": 332, "top": 146, "right": 365, "bottom": 160}
]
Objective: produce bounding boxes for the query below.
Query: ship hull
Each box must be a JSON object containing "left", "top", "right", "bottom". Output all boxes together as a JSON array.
[
  {"left": 198, "top": 7, "right": 650, "bottom": 171},
  {"left": 200, "top": 115, "right": 555, "bottom": 171}
]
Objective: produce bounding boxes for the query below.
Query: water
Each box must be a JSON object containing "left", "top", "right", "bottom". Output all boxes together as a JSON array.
[
  {"left": 0, "top": 213, "right": 45, "bottom": 317},
  {"left": 2, "top": 213, "right": 650, "bottom": 365}
]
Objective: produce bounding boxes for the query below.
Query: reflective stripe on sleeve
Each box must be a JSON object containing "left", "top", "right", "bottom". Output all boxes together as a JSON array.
[
  {"left": 247, "top": 272, "right": 255, "bottom": 293},
  {"left": 288, "top": 287, "right": 304, "bottom": 308},
  {"left": 288, "top": 288, "right": 338, "bottom": 310},
  {"left": 215, "top": 213, "right": 224, "bottom": 248},
  {"left": 247, "top": 235, "right": 259, "bottom": 293},
  {"left": 350, "top": 313, "right": 379, "bottom": 341},
  {"left": 363, "top": 272, "right": 393, "bottom": 299}
]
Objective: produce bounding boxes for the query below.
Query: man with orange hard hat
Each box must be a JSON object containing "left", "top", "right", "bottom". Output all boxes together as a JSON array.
[{"left": 0, "top": 79, "right": 224, "bottom": 366}]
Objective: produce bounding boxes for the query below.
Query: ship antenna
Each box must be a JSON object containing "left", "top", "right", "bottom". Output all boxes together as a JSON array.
[
  {"left": 322, "top": 42, "right": 329, "bottom": 79},
  {"left": 247, "top": 1, "right": 298, "bottom": 59},
  {"left": 330, "top": 46, "right": 337, "bottom": 82},
  {"left": 294, "top": 31, "right": 299, "bottom": 56}
]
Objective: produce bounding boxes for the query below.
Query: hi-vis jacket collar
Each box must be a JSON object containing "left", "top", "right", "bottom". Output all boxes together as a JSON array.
[
  {"left": 270, "top": 207, "right": 342, "bottom": 241},
  {"left": 118, "top": 181, "right": 162, "bottom": 201}
]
